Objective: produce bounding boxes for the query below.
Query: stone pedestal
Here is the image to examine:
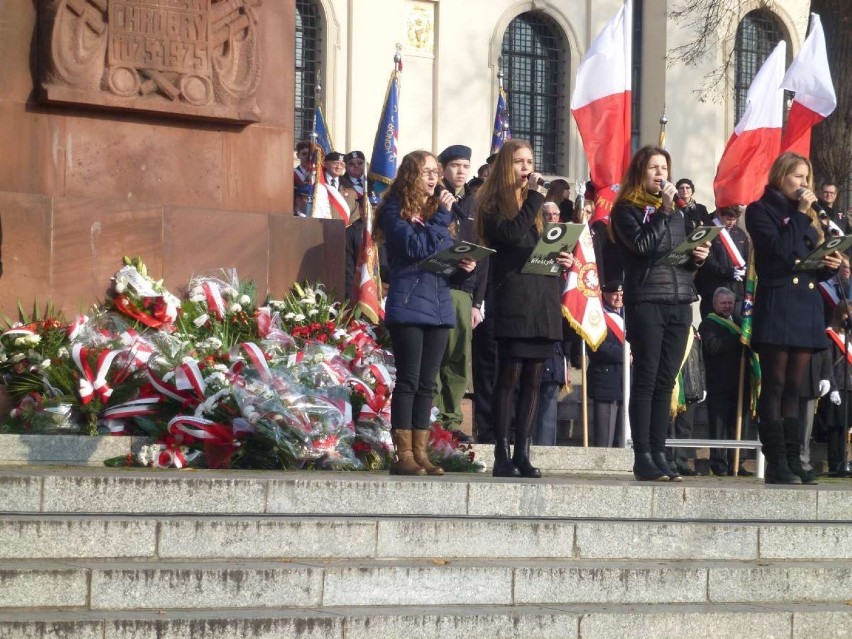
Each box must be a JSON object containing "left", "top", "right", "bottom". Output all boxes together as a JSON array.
[{"left": 0, "top": 1, "right": 344, "bottom": 315}]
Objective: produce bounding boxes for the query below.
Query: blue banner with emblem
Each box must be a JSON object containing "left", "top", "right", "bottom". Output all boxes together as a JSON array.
[
  {"left": 314, "top": 105, "right": 333, "bottom": 155},
  {"left": 490, "top": 88, "right": 511, "bottom": 154},
  {"left": 368, "top": 69, "right": 400, "bottom": 187}
]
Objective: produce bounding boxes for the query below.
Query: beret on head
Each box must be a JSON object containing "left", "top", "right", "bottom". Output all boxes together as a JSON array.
[
  {"left": 438, "top": 145, "right": 472, "bottom": 165},
  {"left": 345, "top": 150, "right": 365, "bottom": 161},
  {"left": 325, "top": 151, "right": 344, "bottom": 162},
  {"left": 602, "top": 281, "right": 624, "bottom": 293}
]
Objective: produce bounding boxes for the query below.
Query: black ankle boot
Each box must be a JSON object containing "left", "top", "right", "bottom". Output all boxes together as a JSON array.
[
  {"left": 633, "top": 452, "right": 668, "bottom": 481},
  {"left": 782, "top": 417, "right": 818, "bottom": 485},
  {"left": 512, "top": 438, "right": 541, "bottom": 478},
  {"left": 493, "top": 439, "right": 521, "bottom": 477},
  {"left": 652, "top": 451, "right": 682, "bottom": 482},
  {"left": 759, "top": 421, "right": 802, "bottom": 485}
]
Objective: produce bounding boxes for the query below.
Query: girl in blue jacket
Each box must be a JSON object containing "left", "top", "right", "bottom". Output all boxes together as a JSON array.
[{"left": 373, "top": 150, "right": 475, "bottom": 475}]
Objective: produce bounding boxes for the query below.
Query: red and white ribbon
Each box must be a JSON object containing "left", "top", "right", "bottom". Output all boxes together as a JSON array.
[
  {"left": 604, "top": 310, "right": 625, "bottom": 344},
  {"left": 236, "top": 342, "right": 272, "bottom": 383},
  {"left": 147, "top": 363, "right": 195, "bottom": 404},
  {"left": 66, "top": 315, "right": 88, "bottom": 341},
  {"left": 827, "top": 328, "right": 852, "bottom": 366},
  {"left": 175, "top": 358, "right": 207, "bottom": 399},
  {"left": 201, "top": 281, "right": 226, "bottom": 320},
  {"left": 713, "top": 220, "right": 746, "bottom": 268},
  {"left": 820, "top": 281, "right": 840, "bottom": 309},
  {"left": 168, "top": 415, "right": 240, "bottom": 444},
  {"left": 71, "top": 344, "right": 96, "bottom": 404}
]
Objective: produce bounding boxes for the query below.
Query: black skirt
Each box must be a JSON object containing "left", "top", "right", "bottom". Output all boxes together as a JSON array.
[{"left": 497, "top": 337, "right": 557, "bottom": 359}]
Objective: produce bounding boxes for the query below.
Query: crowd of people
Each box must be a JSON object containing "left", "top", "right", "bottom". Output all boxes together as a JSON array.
[{"left": 294, "top": 140, "right": 851, "bottom": 484}]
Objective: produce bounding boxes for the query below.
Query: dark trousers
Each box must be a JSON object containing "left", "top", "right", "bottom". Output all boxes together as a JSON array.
[
  {"left": 707, "top": 390, "right": 753, "bottom": 471},
  {"left": 667, "top": 402, "right": 696, "bottom": 466},
  {"left": 625, "top": 302, "right": 691, "bottom": 454},
  {"left": 472, "top": 313, "right": 499, "bottom": 443},
  {"left": 388, "top": 324, "right": 449, "bottom": 431},
  {"left": 534, "top": 382, "right": 560, "bottom": 445},
  {"left": 592, "top": 400, "right": 624, "bottom": 448}
]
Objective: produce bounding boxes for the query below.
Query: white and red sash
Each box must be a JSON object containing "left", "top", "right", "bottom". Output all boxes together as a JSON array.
[
  {"left": 713, "top": 218, "right": 746, "bottom": 268},
  {"left": 603, "top": 309, "right": 625, "bottom": 344},
  {"left": 827, "top": 328, "right": 852, "bottom": 365},
  {"left": 326, "top": 184, "right": 350, "bottom": 223}
]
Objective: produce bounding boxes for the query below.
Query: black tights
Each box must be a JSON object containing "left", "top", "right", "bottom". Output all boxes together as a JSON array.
[
  {"left": 494, "top": 357, "right": 545, "bottom": 443},
  {"left": 757, "top": 345, "right": 811, "bottom": 424}
]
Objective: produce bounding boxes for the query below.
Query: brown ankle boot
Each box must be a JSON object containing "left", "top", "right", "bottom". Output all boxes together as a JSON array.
[
  {"left": 390, "top": 429, "right": 426, "bottom": 475},
  {"left": 412, "top": 429, "right": 445, "bottom": 475}
]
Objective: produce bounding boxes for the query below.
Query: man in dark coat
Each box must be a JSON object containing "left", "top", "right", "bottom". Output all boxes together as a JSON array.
[
  {"left": 698, "top": 287, "right": 753, "bottom": 476},
  {"left": 587, "top": 281, "right": 626, "bottom": 447},
  {"left": 818, "top": 181, "right": 845, "bottom": 232},
  {"left": 695, "top": 205, "right": 750, "bottom": 317}
]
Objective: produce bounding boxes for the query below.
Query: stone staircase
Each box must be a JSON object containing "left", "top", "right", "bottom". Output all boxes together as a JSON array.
[{"left": 1, "top": 462, "right": 852, "bottom": 638}]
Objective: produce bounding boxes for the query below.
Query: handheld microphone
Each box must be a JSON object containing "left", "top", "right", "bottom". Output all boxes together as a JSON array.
[
  {"left": 536, "top": 177, "right": 552, "bottom": 189},
  {"left": 796, "top": 188, "right": 830, "bottom": 220},
  {"left": 434, "top": 184, "right": 467, "bottom": 221},
  {"left": 660, "top": 179, "right": 687, "bottom": 209}
]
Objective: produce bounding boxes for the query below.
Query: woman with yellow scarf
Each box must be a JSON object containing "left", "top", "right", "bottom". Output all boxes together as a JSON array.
[{"left": 611, "top": 145, "right": 710, "bottom": 481}]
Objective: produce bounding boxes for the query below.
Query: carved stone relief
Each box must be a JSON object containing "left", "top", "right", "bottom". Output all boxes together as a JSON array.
[{"left": 39, "top": 0, "right": 262, "bottom": 123}]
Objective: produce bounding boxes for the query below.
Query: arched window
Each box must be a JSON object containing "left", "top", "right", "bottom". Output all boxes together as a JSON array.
[
  {"left": 295, "top": 0, "right": 322, "bottom": 143},
  {"left": 733, "top": 10, "right": 785, "bottom": 122},
  {"left": 501, "top": 12, "right": 567, "bottom": 174}
]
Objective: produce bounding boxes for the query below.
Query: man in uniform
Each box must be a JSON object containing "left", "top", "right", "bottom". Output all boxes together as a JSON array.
[{"left": 323, "top": 152, "right": 358, "bottom": 223}]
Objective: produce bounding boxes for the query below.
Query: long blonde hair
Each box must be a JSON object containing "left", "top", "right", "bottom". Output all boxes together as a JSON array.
[
  {"left": 476, "top": 139, "right": 542, "bottom": 244},
  {"left": 767, "top": 152, "right": 823, "bottom": 243},
  {"left": 372, "top": 150, "right": 440, "bottom": 243}
]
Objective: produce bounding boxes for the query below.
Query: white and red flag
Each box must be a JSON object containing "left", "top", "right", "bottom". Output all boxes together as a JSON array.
[
  {"left": 713, "top": 42, "right": 786, "bottom": 209},
  {"left": 352, "top": 195, "right": 384, "bottom": 324},
  {"left": 562, "top": 225, "right": 606, "bottom": 350},
  {"left": 570, "top": 0, "right": 632, "bottom": 225},
  {"left": 780, "top": 13, "right": 836, "bottom": 156}
]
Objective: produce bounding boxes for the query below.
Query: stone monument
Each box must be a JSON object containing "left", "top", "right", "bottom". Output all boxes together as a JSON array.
[{"left": 0, "top": 1, "right": 344, "bottom": 317}]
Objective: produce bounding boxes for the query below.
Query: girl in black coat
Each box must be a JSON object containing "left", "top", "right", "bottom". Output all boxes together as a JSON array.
[
  {"left": 745, "top": 151, "right": 841, "bottom": 484},
  {"left": 610, "top": 145, "right": 710, "bottom": 481},
  {"left": 477, "top": 140, "right": 572, "bottom": 478}
]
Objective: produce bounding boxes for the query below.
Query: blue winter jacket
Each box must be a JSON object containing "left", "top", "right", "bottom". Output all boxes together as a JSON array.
[{"left": 380, "top": 194, "right": 461, "bottom": 326}]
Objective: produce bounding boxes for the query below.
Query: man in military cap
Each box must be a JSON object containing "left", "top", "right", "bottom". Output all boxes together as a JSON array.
[
  {"left": 433, "top": 144, "right": 483, "bottom": 438},
  {"left": 294, "top": 183, "right": 312, "bottom": 217},
  {"left": 341, "top": 151, "right": 367, "bottom": 199}
]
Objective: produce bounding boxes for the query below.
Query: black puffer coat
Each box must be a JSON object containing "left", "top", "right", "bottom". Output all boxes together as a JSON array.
[{"left": 610, "top": 200, "right": 700, "bottom": 305}]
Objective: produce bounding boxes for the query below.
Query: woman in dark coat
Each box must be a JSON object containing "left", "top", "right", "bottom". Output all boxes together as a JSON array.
[
  {"left": 374, "top": 150, "right": 475, "bottom": 476},
  {"left": 477, "top": 139, "right": 572, "bottom": 477},
  {"left": 610, "top": 145, "right": 710, "bottom": 481},
  {"left": 745, "top": 151, "right": 841, "bottom": 484}
]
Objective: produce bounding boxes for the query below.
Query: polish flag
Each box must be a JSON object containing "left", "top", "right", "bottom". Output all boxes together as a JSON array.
[
  {"left": 780, "top": 14, "right": 836, "bottom": 156},
  {"left": 713, "top": 42, "right": 786, "bottom": 209},
  {"left": 570, "top": 0, "right": 632, "bottom": 225}
]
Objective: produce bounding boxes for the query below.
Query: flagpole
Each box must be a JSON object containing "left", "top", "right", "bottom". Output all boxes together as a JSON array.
[
  {"left": 623, "top": 338, "right": 631, "bottom": 448},
  {"left": 306, "top": 72, "right": 322, "bottom": 217},
  {"left": 732, "top": 350, "right": 747, "bottom": 476},
  {"left": 581, "top": 342, "right": 589, "bottom": 447},
  {"left": 658, "top": 108, "right": 668, "bottom": 149}
]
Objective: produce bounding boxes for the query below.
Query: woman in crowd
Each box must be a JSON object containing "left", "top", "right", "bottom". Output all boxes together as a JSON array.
[
  {"left": 544, "top": 179, "right": 573, "bottom": 222},
  {"left": 477, "top": 140, "right": 572, "bottom": 477},
  {"left": 373, "top": 150, "right": 475, "bottom": 476},
  {"left": 611, "top": 145, "right": 709, "bottom": 481},
  {"left": 745, "top": 152, "right": 841, "bottom": 484}
]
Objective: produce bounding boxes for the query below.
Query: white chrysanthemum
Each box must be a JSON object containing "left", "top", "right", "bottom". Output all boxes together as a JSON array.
[
  {"left": 10, "top": 353, "right": 26, "bottom": 363},
  {"left": 239, "top": 294, "right": 251, "bottom": 305},
  {"left": 294, "top": 314, "right": 305, "bottom": 322},
  {"left": 193, "top": 314, "right": 210, "bottom": 327},
  {"left": 56, "top": 347, "right": 69, "bottom": 359},
  {"left": 284, "top": 312, "right": 295, "bottom": 320},
  {"left": 308, "top": 309, "right": 318, "bottom": 316},
  {"left": 229, "top": 303, "right": 242, "bottom": 313}
]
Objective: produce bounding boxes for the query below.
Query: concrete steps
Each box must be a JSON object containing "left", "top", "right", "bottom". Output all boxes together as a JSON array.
[{"left": 2, "top": 466, "right": 852, "bottom": 637}]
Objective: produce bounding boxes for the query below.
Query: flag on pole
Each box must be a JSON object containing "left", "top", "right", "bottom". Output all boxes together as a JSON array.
[
  {"left": 562, "top": 225, "right": 606, "bottom": 350},
  {"left": 570, "top": 0, "right": 632, "bottom": 226},
  {"left": 314, "top": 105, "right": 333, "bottom": 155},
  {"left": 780, "top": 13, "right": 836, "bottom": 156},
  {"left": 713, "top": 42, "right": 786, "bottom": 209},
  {"left": 490, "top": 88, "right": 511, "bottom": 154},
  {"left": 368, "top": 56, "right": 401, "bottom": 198},
  {"left": 352, "top": 195, "right": 384, "bottom": 323}
]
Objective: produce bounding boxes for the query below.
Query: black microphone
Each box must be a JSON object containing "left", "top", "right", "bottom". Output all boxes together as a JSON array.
[
  {"left": 536, "top": 177, "right": 552, "bottom": 189},
  {"left": 434, "top": 184, "right": 467, "bottom": 221},
  {"left": 659, "top": 179, "right": 687, "bottom": 209},
  {"left": 796, "top": 188, "right": 830, "bottom": 220}
]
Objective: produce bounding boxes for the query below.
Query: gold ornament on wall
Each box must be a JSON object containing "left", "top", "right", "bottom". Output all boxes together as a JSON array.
[{"left": 406, "top": 3, "right": 434, "bottom": 54}]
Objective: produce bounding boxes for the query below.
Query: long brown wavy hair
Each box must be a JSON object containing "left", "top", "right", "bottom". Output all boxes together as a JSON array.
[
  {"left": 476, "top": 139, "right": 542, "bottom": 245},
  {"left": 616, "top": 145, "right": 672, "bottom": 203},
  {"left": 767, "top": 151, "right": 823, "bottom": 243},
  {"left": 372, "top": 150, "right": 441, "bottom": 243}
]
